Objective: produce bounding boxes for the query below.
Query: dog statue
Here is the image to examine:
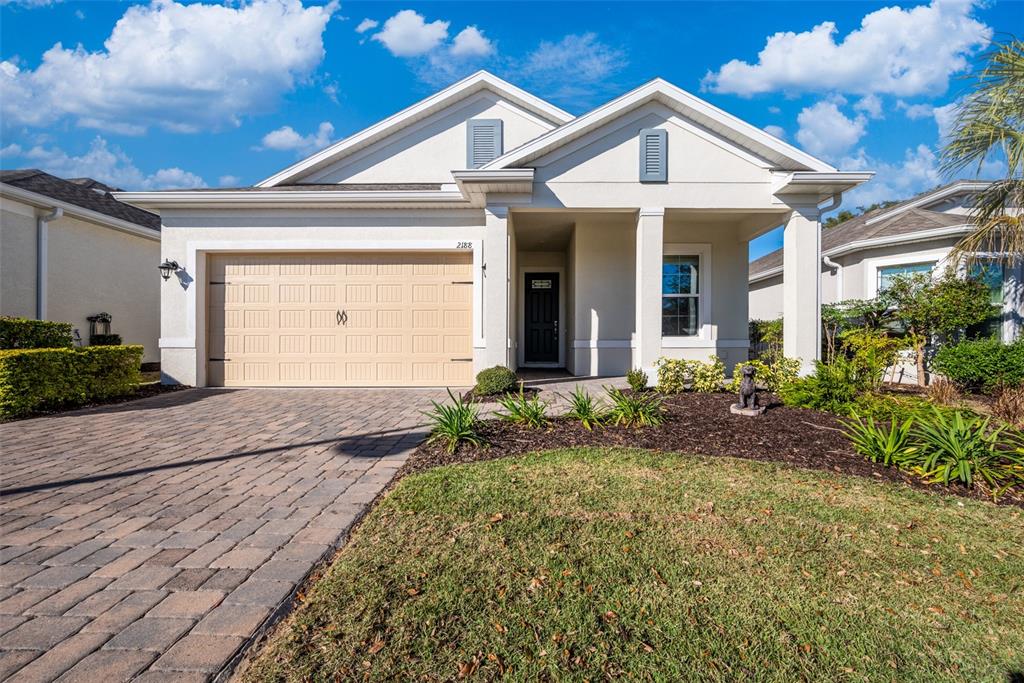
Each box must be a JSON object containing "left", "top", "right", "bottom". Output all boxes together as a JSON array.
[{"left": 738, "top": 364, "right": 758, "bottom": 410}]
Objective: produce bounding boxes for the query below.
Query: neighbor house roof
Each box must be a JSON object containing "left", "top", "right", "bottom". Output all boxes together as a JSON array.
[
  {"left": 0, "top": 169, "right": 161, "bottom": 231},
  {"left": 748, "top": 182, "right": 985, "bottom": 282}
]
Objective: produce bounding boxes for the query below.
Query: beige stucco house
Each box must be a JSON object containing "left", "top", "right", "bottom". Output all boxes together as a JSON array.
[
  {"left": 117, "top": 71, "right": 871, "bottom": 388},
  {"left": 0, "top": 170, "right": 162, "bottom": 363},
  {"left": 749, "top": 181, "right": 1023, "bottom": 346}
]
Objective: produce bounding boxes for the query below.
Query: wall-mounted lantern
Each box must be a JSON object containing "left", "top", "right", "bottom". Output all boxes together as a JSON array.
[{"left": 158, "top": 259, "right": 180, "bottom": 281}]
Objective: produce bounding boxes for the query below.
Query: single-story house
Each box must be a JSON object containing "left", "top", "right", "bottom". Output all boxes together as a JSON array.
[
  {"left": 749, "top": 181, "right": 1023, "bottom": 345},
  {"left": 117, "top": 71, "right": 871, "bottom": 388},
  {"left": 0, "top": 169, "right": 162, "bottom": 363}
]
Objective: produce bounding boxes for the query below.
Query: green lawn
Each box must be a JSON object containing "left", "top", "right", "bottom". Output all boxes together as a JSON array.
[{"left": 244, "top": 449, "right": 1024, "bottom": 682}]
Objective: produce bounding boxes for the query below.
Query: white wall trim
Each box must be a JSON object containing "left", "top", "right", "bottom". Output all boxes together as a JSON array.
[
  {"left": 517, "top": 267, "right": 566, "bottom": 368},
  {"left": 663, "top": 242, "right": 712, "bottom": 342},
  {"left": 572, "top": 339, "right": 635, "bottom": 348},
  {"left": 863, "top": 248, "right": 951, "bottom": 299}
]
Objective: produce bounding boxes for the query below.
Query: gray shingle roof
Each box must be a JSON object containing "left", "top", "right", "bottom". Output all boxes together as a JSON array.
[
  {"left": 749, "top": 187, "right": 972, "bottom": 278},
  {"left": 0, "top": 169, "right": 161, "bottom": 231}
]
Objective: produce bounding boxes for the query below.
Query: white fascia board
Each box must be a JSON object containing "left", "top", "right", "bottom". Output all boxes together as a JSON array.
[
  {"left": 1, "top": 183, "right": 161, "bottom": 241},
  {"left": 256, "top": 71, "right": 573, "bottom": 188},
  {"left": 748, "top": 224, "right": 973, "bottom": 283},
  {"left": 773, "top": 171, "right": 875, "bottom": 195},
  {"left": 864, "top": 180, "right": 991, "bottom": 225},
  {"left": 486, "top": 77, "right": 838, "bottom": 173},
  {"left": 113, "top": 189, "right": 471, "bottom": 210}
]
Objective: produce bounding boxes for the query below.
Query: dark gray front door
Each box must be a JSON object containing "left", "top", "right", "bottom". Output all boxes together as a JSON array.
[{"left": 524, "top": 272, "right": 559, "bottom": 363}]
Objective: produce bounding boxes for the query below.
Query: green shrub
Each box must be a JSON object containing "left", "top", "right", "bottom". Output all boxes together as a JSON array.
[
  {"left": 90, "top": 334, "right": 123, "bottom": 346},
  {"left": 0, "top": 317, "right": 73, "bottom": 349},
  {"left": 424, "top": 389, "right": 483, "bottom": 454},
  {"left": 728, "top": 357, "right": 801, "bottom": 394},
  {"left": 749, "top": 318, "right": 783, "bottom": 358},
  {"left": 911, "top": 408, "right": 1022, "bottom": 492},
  {"left": 841, "top": 414, "right": 918, "bottom": 467},
  {"left": 497, "top": 386, "right": 549, "bottom": 429},
  {"left": 474, "top": 365, "right": 518, "bottom": 396},
  {"left": 691, "top": 356, "right": 725, "bottom": 393},
  {"left": 605, "top": 386, "right": 665, "bottom": 427},
  {"left": 932, "top": 339, "right": 1024, "bottom": 393},
  {"left": 0, "top": 345, "right": 143, "bottom": 418},
  {"left": 626, "top": 368, "right": 648, "bottom": 392},
  {"left": 564, "top": 387, "right": 605, "bottom": 430},
  {"left": 840, "top": 328, "right": 903, "bottom": 389},
  {"left": 779, "top": 357, "right": 866, "bottom": 415},
  {"left": 655, "top": 358, "right": 690, "bottom": 394}
]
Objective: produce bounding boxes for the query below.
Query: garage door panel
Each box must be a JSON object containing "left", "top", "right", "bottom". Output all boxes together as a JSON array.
[{"left": 209, "top": 251, "right": 473, "bottom": 387}]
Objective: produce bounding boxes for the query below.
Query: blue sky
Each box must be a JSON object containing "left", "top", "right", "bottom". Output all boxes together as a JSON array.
[{"left": 1, "top": 0, "right": 1018, "bottom": 259}]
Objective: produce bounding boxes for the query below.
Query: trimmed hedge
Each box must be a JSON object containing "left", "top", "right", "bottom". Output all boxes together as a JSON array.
[
  {"left": 0, "top": 345, "right": 143, "bottom": 418},
  {"left": 0, "top": 317, "right": 73, "bottom": 350},
  {"left": 932, "top": 339, "right": 1024, "bottom": 393},
  {"left": 474, "top": 365, "right": 518, "bottom": 396}
]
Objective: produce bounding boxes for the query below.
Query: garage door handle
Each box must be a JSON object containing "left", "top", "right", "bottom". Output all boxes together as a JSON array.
[{"left": 337, "top": 309, "right": 348, "bottom": 326}]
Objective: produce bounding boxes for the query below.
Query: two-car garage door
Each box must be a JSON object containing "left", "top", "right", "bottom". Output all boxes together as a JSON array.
[{"left": 207, "top": 252, "right": 474, "bottom": 387}]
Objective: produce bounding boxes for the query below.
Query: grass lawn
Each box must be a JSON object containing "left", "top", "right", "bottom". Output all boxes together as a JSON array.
[{"left": 244, "top": 448, "right": 1024, "bottom": 682}]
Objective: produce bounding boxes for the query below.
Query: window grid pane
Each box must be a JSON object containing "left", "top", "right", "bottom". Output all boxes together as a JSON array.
[
  {"left": 662, "top": 254, "right": 700, "bottom": 336},
  {"left": 878, "top": 262, "right": 934, "bottom": 293}
]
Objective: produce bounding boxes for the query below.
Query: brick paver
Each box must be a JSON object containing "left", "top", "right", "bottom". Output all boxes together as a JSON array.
[{"left": 0, "top": 387, "right": 446, "bottom": 681}]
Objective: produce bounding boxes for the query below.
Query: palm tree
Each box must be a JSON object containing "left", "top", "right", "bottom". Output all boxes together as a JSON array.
[{"left": 941, "top": 38, "right": 1024, "bottom": 266}]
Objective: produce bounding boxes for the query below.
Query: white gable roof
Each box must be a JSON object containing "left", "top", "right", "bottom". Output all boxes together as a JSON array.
[
  {"left": 258, "top": 71, "right": 574, "bottom": 187},
  {"left": 483, "top": 78, "right": 836, "bottom": 173}
]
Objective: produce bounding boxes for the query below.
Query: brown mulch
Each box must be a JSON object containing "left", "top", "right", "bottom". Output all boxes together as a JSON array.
[
  {"left": 405, "top": 391, "right": 1023, "bottom": 508},
  {"left": 463, "top": 386, "right": 540, "bottom": 404},
  {"left": 1, "top": 382, "right": 187, "bottom": 422}
]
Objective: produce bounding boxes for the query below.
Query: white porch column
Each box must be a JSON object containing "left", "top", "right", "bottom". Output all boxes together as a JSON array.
[
  {"left": 782, "top": 203, "right": 821, "bottom": 375},
  {"left": 635, "top": 207, "right": 665, "bottom": 378},
  {"left": 482, "top": 205, "right": 510, "bottom": 368}
]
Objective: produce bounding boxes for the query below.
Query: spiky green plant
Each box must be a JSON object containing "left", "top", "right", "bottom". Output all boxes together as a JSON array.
[
  {"left": 423, "top": 389, "right": 483, "bottom": 454},
  {"left": 605, "top": 386, "right": 665, "bottom": 428},
  {"left": 496, "top": 384, "right": 549, "bottom": 429},
  {"left": 563, "top": 386, "right": 606, "bottom": 430},
  {"left": 841, "top": 413, "right": 918, "bottom": 467}
]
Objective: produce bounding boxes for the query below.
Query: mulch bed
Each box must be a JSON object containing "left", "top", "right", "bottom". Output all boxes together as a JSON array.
[
  {"left": 1, "top": 382, "right": 187, "bottom": 422},
  {"left": 405, "top": 391, "right": 1023, "bottom": 508}
]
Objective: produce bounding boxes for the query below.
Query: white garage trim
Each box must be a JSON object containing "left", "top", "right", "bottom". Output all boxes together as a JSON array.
[{"left": 176, "top": 239, "right": 484, "bottom": 386}]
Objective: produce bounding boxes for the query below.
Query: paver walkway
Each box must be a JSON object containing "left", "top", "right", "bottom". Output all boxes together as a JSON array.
[{"left": 0, "top": 387, "right": 448, "bottom": 682}]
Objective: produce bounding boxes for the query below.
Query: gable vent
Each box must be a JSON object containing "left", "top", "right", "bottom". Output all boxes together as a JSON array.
[
  {"left": 639, "top": 128, "right": 667, "bottom": 182},
  {"left": 467, "top": 119, "right": 503, "bottom": 168}
]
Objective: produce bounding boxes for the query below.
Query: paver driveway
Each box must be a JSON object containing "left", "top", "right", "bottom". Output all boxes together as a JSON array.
[{"left": 0, "top": 387, "right": 448, "bottom": 682}]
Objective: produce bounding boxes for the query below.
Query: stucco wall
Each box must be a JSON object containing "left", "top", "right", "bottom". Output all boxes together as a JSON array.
[
  {"left": 748, "top": 274, "right": 783, "bottom": 320},
  {"left": 47, "top": 214, "right": 160, "bottom": 362},
  {"left": 530, "top": 102, "right": 776, "bottom": 210},
  {"left": 0, "top": 200, "right": 37, "bottom": 318},
  {"left": 1, "top": 197, "right": 160, "bottom": 361},
  {"left": 305, "top": 92, "right": 554, "bottom": 185}
]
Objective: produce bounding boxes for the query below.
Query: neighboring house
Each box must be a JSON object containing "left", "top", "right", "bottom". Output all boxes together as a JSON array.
[
  {"left": 116, "top": 71, "right": 870, "bottom": 388},
  {"left": 749, "top": 181, "right": 1023, "bottom": 346},
  {"left": 0, "top": 169, "right": 162, "bottom": 363}
]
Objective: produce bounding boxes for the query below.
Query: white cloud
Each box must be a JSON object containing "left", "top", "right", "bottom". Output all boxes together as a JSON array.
[
  {"left": 839, "top": 145, "right": 943, "bottom": 209},
  {"left": 355, "top": 18, "right": 378, "bottom": 33},
  {"left": 517, "top": 33, "right": 626, "bottom": 107},
  {"left": 450, "top": 26, "right": 494, "bottom": 57},
  {"left": 763, "top": 125, "right": 786, "bottom": 140},
  {"left": 703, "top": 0, "right": 990, "bottom": 97},
  {"left": 0, "top": 0, "right": 62, "bottom": 6},
  {"left": 10, "top": 137, "right": 206, "bottom": 190},
  {"left": 218, "top": 175, "right": 242, "bottom": 187},
  {"left": 372, "top": 10, "right": 449, "bottom": 57},
  {"left": 853, "top": 94, "right": 883, "bottom": 119},
  {"left": 1, "top": 0, "right": 337, "bottom": 134},
  {"left": 795, "top": 100, "right": 867, "bottom": 160},
  {"left": 932, "top": 101, "right": 960, "bottom": 140},
  {"left": 768, "top": 105, "right": 781, "bottom": 114},
  {"left": 898, "top": 101, "right": 935, "bottom": 119},
  {"left": 259, "top": 121, "right": 334, "bottom": 155}
]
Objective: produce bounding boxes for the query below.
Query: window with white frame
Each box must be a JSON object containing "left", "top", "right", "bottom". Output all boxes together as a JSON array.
[
  {"left": 877, "top": 262, "right": 935, "bottom": 293},
  {"left": 967, "top": 261, "right": 1005, "bottom": 340},
  {"left": 662, "top": 254, "right": 700, "bottom": 336}
]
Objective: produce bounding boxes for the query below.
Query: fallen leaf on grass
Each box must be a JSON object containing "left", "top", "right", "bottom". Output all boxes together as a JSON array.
[{"left": 367, "top": 639, "right": 385, "bottom": 654}]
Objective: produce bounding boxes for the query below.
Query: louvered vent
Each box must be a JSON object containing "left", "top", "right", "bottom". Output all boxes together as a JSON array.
[
  {"left": 639, "top": 128, "right": 667, "bottom": 182},
  {"left": 467, "top": 119, "right": 503, "bottom": 168}
]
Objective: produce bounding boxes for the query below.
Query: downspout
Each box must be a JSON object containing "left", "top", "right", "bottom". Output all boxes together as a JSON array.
[{"left": 36, "top": 206, "right": 63, "bottom": 320}]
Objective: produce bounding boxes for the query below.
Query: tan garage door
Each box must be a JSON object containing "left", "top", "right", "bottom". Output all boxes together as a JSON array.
[{"left": 207, "top": 252, "right": 473, "bottom": 387}]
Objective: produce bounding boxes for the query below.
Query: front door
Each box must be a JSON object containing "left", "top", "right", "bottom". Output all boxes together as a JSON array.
[{"left": 524, "top": 272, "right": 559, "bottom": 364}]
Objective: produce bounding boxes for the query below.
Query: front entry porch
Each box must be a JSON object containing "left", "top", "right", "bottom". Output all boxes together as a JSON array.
[{"left": 503, "top": 207, "right": 810, "bottom": 379}]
